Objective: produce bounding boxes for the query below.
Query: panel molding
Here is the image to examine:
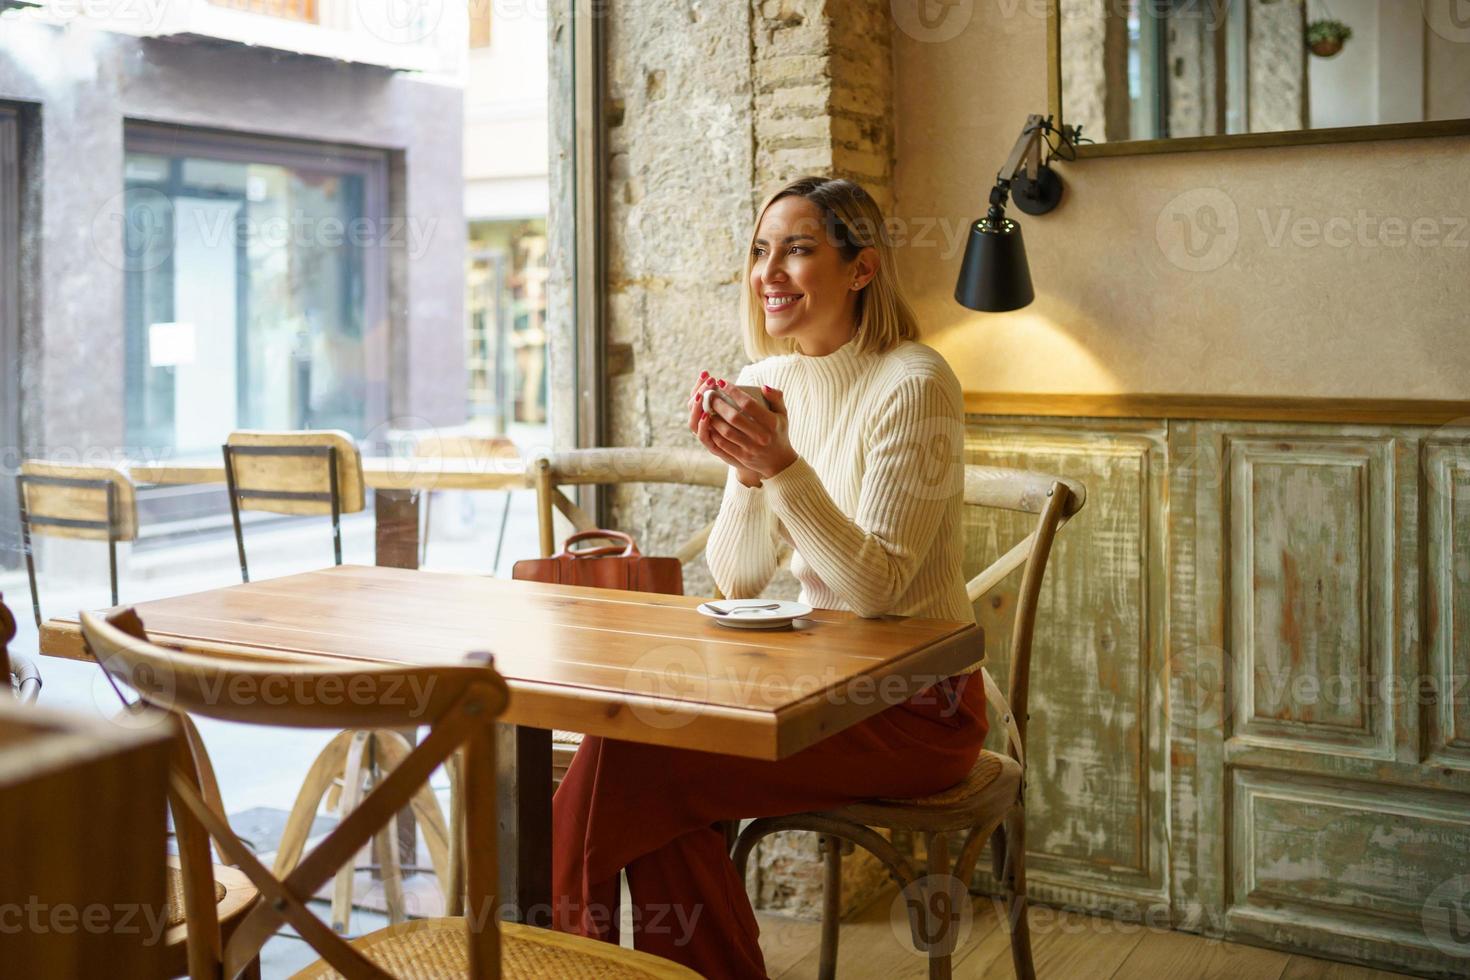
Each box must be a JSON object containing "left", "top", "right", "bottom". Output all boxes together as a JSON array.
[
  {"left": 1226, "top": 436, "right": 1396, "bottom": 761},
  {"left": 1229, "top": 768, "right": 1470, "bottom": 977},
  {"left": 965, "top": 413, "right": 1470, "bottom": 975},
  {"left": 963, "top": 392, "right": 1470, "bottom": 426},
  {"left": 962, "top": 419, "right": 1169, "bottom": 914},
  {"left": 1423, "top": 440, "right": 1470, "bottom": 769}
]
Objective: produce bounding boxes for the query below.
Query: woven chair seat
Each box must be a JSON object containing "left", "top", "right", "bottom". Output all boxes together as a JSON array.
[
  {"left": 164, "top": 865, "right": 227, "bottom": 927},
  {"left": 824, "top": 749, "right": 1022, "bottom": 832},
  {"left": 552, "top": 729, "right": 583, "bottom": 746},
  {"left": 293, "top": 917, "right": 701, "bottom": 979}
]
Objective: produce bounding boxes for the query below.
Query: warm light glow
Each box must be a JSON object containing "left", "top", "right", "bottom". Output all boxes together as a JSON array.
[{"left": 929, "top": 294, "right": 1122, "bottom": 394}]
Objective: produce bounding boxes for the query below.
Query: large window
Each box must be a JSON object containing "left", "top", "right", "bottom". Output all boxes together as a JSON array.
[{"left": 122, "top": 127, "right": 388, "bottom": 456}]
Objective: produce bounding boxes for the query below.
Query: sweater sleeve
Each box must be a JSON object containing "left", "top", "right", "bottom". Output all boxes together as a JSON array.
[
  {"left": 703, "top": 365, "right": 781, "bottom": 598},
  {"left": 760, "top": 370, "right": 964, "bottom": 617}
]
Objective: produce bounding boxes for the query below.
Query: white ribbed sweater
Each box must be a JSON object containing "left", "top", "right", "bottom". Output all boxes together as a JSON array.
[{"left": 705, "top": 338, "right": 976, "bottom": 644}]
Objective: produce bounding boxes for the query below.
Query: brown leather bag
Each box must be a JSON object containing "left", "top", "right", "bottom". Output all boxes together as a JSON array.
[{"left": 511, "top": 529, "right": 684, "bottom": 596}]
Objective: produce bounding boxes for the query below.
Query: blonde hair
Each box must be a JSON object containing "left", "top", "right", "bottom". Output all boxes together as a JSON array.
[{"left": 740, "top": 176, "right": 920, "bottom": 361}]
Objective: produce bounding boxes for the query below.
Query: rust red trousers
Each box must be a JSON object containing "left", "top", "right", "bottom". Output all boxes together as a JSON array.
[{"left": 551, "top": 673, "right": 988, "bottom": 979}]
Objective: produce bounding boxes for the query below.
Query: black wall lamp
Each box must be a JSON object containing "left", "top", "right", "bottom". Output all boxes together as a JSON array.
[{"left": 954, "top": 114, "right": 1081, "bottom": 313}]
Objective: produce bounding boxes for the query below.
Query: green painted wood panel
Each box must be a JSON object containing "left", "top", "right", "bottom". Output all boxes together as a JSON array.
[
  {"left": 1229, "top": 768, "right": 1470, "bottom": 977},
  {"left": 949, "top": 416, "right": 1470, "bottom": 976},
  {"left": 1227, "top": 437, "right": 1395, "bottom": 755},
  {"left": 1194, "top": 421, "right": 1470, "bottom": 977},
  {"left": 961, "top": 418, "right": 1168, "bottom": 914},
  {"left": 1424, "top": 438, "right": 1470, "bottom": 770}
]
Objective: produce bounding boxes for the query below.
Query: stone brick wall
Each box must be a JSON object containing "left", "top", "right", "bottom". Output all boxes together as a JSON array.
[
  {"left": 600, "top": 0, "right": 898, "bottom": 920},
  {"left": 753, "top": 0, "right": 894, "bottom": 208},
  {"left": 1249, "top": 0, "right": 1308, "bottom": 133}
]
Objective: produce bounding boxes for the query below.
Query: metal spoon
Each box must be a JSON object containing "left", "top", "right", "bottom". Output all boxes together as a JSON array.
[{"left": 700, "top": 602, "right": 781, "bottom": 616}]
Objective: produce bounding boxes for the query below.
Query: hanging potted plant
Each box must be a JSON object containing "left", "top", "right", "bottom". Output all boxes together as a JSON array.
[{"left": 1307, "top": 18, "right": 1353, "bottom": 58}]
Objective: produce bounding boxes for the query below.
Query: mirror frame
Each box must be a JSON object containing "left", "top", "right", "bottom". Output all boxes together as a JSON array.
[{"left": 1046, "top": 0, "right": 1470, "bottom": 157}]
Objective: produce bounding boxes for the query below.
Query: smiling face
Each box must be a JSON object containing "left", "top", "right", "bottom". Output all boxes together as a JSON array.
[{"left": 749, "top": 195, "right": 876, "bottom": 356}]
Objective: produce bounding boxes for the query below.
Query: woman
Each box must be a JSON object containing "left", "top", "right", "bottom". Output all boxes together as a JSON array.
[{"left": 552, "top": 176, "right": 988, "bottom": 979}]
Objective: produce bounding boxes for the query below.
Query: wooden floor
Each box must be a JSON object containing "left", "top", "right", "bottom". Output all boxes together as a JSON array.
[{"left": 754, "top": 889, "right": 1423, "bottom": 980}]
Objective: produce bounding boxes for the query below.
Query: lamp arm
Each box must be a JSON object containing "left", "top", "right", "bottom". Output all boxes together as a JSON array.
[
  {"left": 986, "top": 113, "right": 1052, "bottom": 222},
  {"left": 994, "top": 113, "right": 1049, "bottom": 187}
]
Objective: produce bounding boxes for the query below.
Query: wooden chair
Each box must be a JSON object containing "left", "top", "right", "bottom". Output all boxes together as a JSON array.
[
  {"left": 16, "top": 460, "right": 139, "bottom": 628},
  {"left": 79, "top": 609, "right": 701, "bottom": 980},
  {"left": 223, "top": 430, "right": 439, "bottom": 931},
  {"left": 222, "top": 430, "right": 366, "bottom": 583},
  {"left": 413, "top": 433, "right": 521, "bottom": 570},
  {"left": 732, "top": 465, "right": 1087, "bottom": 980},
  {"left": 530, "top": 447, "right": 728, "bottom": 784}
]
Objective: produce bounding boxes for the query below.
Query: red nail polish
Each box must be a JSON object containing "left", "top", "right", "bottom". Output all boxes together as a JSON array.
[
  {"left": 700, "top": 370, "right": 708, "bottom": 379},
  {"left": 717, "top": 379, "right": 726, "bottom": 387}
]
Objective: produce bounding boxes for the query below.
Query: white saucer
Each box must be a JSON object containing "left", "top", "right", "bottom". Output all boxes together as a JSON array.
[{"left": 696, "top": 599, "right": 813, "bottom": 629}]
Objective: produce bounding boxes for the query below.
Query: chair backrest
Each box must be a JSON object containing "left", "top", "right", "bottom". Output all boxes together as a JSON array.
[
  {"left": 80, "top": 609, "right": 509, "bottom": 980},
  {"left": 17, "top": 461, "right": 139, "bottom": 542},
  {"left": 414, "top": 433, "right": 520, "bottom": 462},
  {"left": 531, "top": 448, "right": 727, "bottom": 565},
  {"left": 961, "top": 465, "right": 1086, "bottom": 762},
  {"left": 17, "top": 461, "right": 139, "bottom": 624},
  {"left": 223, "top": 430, "right": 366, "bottom": 517}
]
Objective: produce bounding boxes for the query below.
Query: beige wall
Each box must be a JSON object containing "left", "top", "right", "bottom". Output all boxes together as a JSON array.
[{"left": 892, "top": 4, "right": 1470, "bottom": 400}]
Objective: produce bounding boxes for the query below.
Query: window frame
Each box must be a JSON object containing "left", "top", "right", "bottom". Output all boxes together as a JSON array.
[{"left": 0, "top": 106, "right": 20, "bottom": 570}]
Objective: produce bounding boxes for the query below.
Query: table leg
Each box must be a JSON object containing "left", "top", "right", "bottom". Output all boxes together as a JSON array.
[
  {"left": 374, "top": 488, "right": 421, "bottom": 868},
  {"left": 374, "top": 488, "right": 421, "bottom": 571},
  {"left": 497, "top": 723, "right": 553, "bottom": 926}
]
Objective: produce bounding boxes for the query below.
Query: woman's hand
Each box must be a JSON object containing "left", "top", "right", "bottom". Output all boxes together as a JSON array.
[
  {"left": 698, "top": 382, "right": 798, "bottom": 485},
  {"left": 688, "top": 373, "right": 764, "bottom": 487}
]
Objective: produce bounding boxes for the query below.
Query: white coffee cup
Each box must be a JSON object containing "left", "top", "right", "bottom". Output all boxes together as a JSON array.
[{"left": 703, "top": 384, "right": 771, "bottom": 416}]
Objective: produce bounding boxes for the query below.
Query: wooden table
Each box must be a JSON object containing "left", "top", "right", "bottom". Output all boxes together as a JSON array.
[
  {"left": 129, "top": 457, "right": 531, "bottom": 571},
  {"left": 128, "top": 455, "right": 528, "bottom": 876},
  {"left": 40, "top": 565, "right": 983, "bottom": 925}
]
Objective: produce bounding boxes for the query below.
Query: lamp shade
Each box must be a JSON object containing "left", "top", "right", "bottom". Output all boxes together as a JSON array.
[{"left": 954, "top": 216, "right": 1034, "bottom": 313}]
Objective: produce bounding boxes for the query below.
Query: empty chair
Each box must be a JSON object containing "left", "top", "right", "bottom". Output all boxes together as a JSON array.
[
  {"left": 413, "top": 432, "right": 521, "bottom": 570},
  {"left": 16, "top": 460, "right": 139, "bottom": 628},
  {"left": 221, "top": 430, "right": 366, "bottom": 583},
  {"left": 224, "top": 431, "right": 450, "bottom": 931},
  {"left": 732, "top": 465, "right": 1087, "bottom": 980}
]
